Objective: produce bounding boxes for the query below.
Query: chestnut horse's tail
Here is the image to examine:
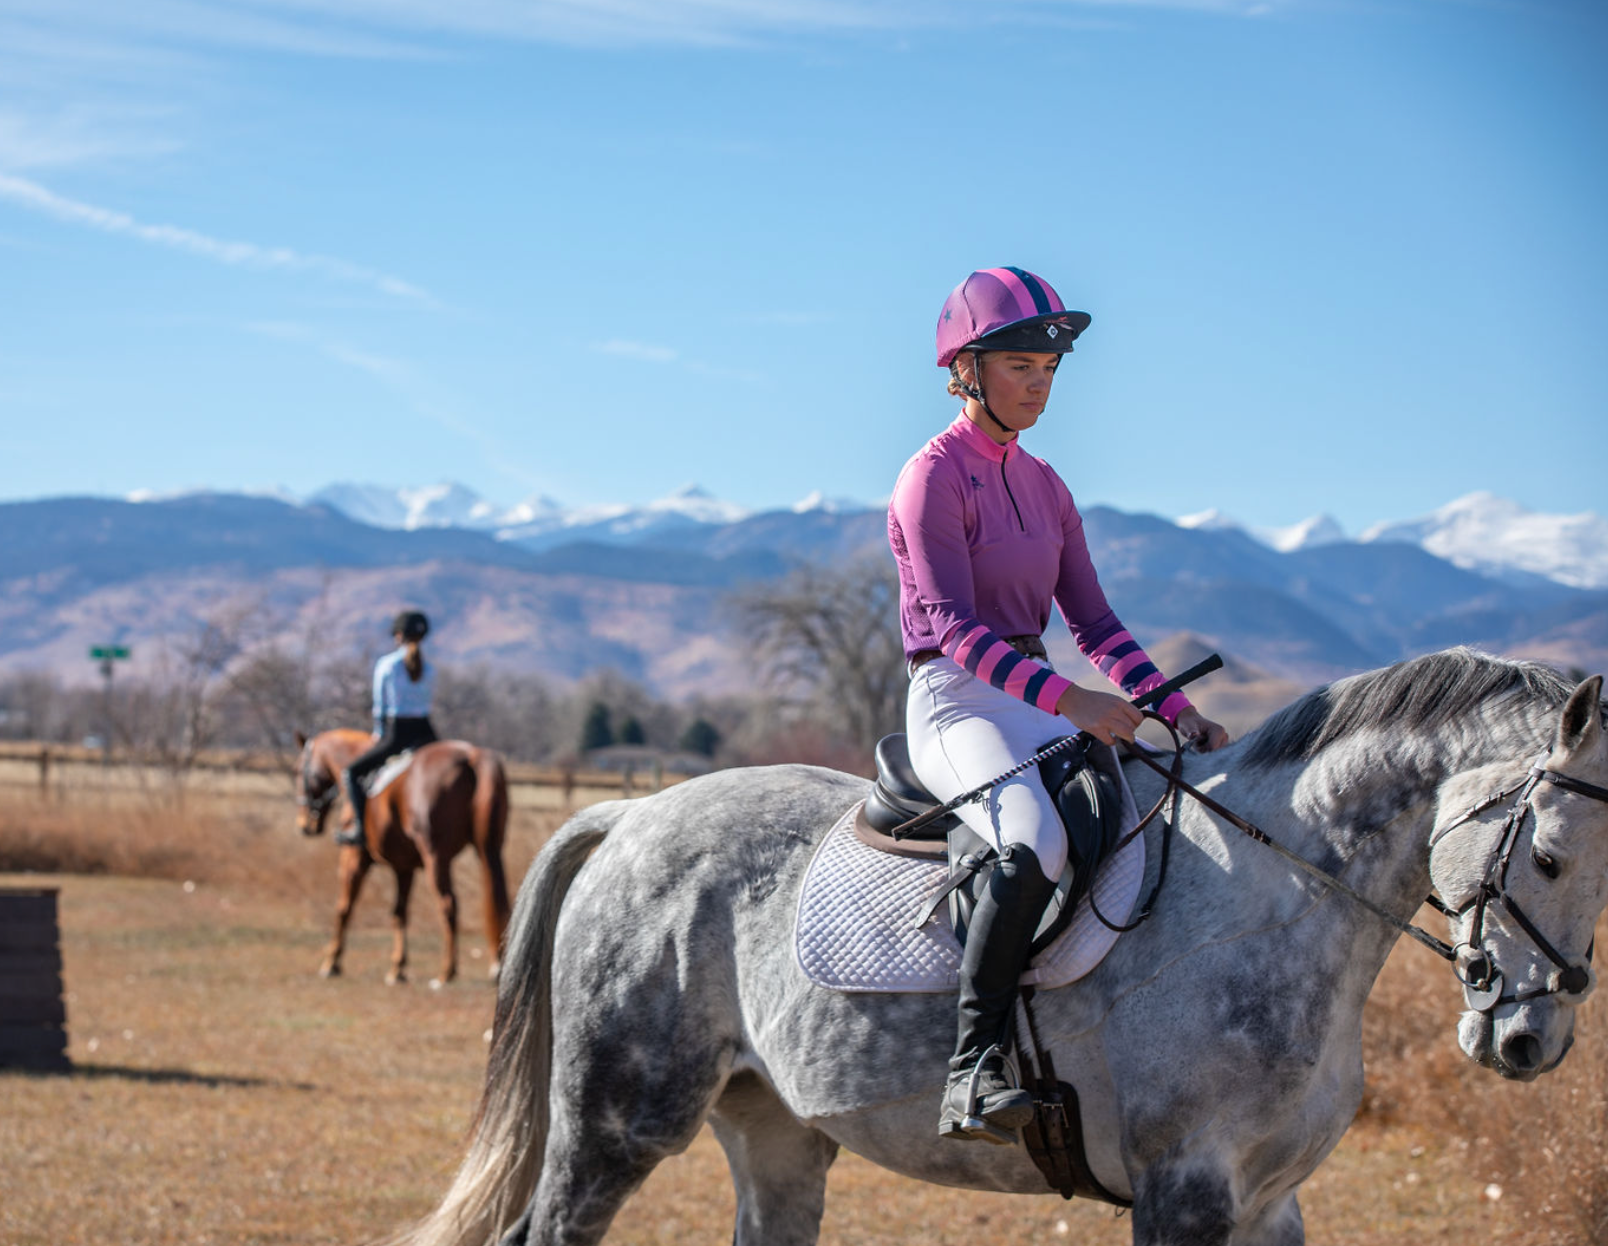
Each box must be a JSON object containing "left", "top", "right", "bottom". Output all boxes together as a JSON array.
[
  {"left": 470, "top": 749, "right": 511, "bottom": 960},
  {"left": 377, "top": 803, "right": 623, "bottom": 1246}
]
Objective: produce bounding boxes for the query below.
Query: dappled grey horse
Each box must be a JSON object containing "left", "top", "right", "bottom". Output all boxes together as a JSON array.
[{"left": 382, "top": 649, "right": 1608, "bottom": 1246}]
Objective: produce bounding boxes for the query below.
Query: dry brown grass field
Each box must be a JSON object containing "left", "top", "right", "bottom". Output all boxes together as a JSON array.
[{"left": 1, "top": 763, "right": 1603, "bottom": 1246}]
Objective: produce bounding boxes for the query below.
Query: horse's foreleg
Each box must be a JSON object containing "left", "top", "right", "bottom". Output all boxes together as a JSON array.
[
  {"left": 320, "top": 846, "right": 372, "bottom": 978},
  {"left": 387, "top": 866, "right": 416, "bottom": 986},
  {"left": 709, "top": 1071, "right": 839, "bottom": 1246},
  {"left": 1229, "top": 1190, "right": 1304, "bottom": 1246},
  {"left": 428, "top": 854, "right": 458, "bottom": 985},
  {"left": 1131, "top": 1154, "right": 1240, "bottom": 1246}
]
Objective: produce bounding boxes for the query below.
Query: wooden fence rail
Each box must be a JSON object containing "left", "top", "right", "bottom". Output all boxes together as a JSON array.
[{"left": 0, "top": 741, "right": 690, "bottom": 802}]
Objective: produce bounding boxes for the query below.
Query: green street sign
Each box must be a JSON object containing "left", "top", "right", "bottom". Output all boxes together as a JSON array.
[{"left": 89, "top": 646, "right": 131, "bottom": 661}]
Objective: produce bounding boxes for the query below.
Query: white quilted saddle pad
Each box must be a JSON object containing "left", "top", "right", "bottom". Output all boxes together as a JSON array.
[
  {"left": 795, "top": 801, "right": 1145, "bottom": 994},
  {"left": 366, "top": 750, "right": 414, "bottom": 797}
]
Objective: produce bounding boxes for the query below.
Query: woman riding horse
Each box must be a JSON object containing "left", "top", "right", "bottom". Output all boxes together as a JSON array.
[
  {"left": 890, "top": 266, "right": 1229, "bottom": 1143},
  {"left": 339, "top": 609, "right": 439, "bottom": 848}
]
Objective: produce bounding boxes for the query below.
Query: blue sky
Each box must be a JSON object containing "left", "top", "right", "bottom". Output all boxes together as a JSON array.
[{"left": 2, "top": 0, "right": 1603, "bottom": 534}]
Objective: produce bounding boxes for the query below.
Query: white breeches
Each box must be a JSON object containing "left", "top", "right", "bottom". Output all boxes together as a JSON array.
[{"left": 905, "top": 656, "right": 1074, "bottom": 881}]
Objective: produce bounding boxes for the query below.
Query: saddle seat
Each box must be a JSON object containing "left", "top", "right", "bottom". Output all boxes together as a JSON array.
[{"left": 854, "top": 733, "right": 1128, "bottom": 956}]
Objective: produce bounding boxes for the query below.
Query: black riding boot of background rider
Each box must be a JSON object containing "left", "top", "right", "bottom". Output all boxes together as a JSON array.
[
  {"left": 938, "top": 842, "right": 1058, "bottom": 1145},
  {"left": 338, "top": 765, "right": 371, "bottom": 847}
]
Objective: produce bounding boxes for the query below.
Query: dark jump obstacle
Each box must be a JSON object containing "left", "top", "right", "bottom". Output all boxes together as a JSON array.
[{"left": 0, "top": 886, "right": 70, "bottom": 1072}]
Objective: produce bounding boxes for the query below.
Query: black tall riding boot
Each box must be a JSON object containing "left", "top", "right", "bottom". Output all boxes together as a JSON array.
[
  {"left": 336, "top": 769, "right": 367, "bottom": 846},
  {"left": 938, "top": 842, "right": 1058, "bottom": 1145}
]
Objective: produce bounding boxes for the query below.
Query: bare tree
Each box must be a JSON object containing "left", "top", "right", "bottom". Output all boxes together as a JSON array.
[{"left": 733, "top": 557, "right": 904, "bottom": 757}]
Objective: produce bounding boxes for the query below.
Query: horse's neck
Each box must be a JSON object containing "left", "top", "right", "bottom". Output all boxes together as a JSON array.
[{"left": 1176, "top": 699, "right": 1550, "bottom": 929}]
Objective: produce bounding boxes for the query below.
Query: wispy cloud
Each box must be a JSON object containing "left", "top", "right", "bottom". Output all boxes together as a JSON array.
[
  {"left": 590, "top": 337, "right": 764, "bottom": 383},
  {"left": 593, "top": 339, "right": 681, "bottom": 364},
  {"left": 248, "top": 320, "right": 545, "bottom": 490},
  {"left": 1, "top": 0, "right": 1290, "bottom": 67},
  {"left": 0, "top": 172, "right": 434, "bottom": 305}
]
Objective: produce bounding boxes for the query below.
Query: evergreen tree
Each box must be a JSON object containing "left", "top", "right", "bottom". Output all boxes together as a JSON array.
[
  {"left": 580, "top": 701, "right": 614, "bottom": 752},
  {"left": 678, "top": 716, "right": 721, "bottom": 758}
]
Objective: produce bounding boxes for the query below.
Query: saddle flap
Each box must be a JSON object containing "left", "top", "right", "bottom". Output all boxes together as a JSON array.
[{"left": 944, "top": 739, "right": 1128, "bottom": 957}]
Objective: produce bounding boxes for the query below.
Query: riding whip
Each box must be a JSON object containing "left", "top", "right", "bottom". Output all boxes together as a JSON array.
[{"left": 890, "top": 653, "right": 1224, "bottom": 840}]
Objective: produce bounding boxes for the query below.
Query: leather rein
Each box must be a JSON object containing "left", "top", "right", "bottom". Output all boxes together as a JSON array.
[{"left": 1121, "top": 725, "right": 1607, "bottom": 1012}]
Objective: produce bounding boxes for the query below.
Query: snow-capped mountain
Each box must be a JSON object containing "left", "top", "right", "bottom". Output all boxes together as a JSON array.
[
  {"left": 1176, "top": 508, "right": 1347, "bottom": 553},
  {"left": 1359, "top": 492, "right": 1608, "bottom": 591},
  {"left": 308, "top": 481, "right": 518, "bottom": 531},
  {"left": 491, "top": 484, "right": 754, "bottom": 549},
  {"left": 124, "top": 482, "right": 1602, "bottom": 593}
]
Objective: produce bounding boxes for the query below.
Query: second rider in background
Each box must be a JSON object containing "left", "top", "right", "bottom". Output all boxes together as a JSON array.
[{"left": 338, "top": 610, "right": 439, "bottom": 848}]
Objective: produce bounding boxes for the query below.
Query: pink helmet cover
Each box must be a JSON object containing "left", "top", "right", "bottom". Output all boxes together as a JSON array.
[{"left": 936, "top": 266, "right": 1091, "bottom": 366}]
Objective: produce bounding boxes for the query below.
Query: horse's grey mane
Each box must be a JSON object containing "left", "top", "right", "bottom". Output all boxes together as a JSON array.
[{"left": 1242, "top": 647, "right": 1575, "bottom": 770}]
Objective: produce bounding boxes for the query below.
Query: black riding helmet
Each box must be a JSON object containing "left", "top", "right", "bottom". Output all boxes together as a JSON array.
[{"left": 392, "top": 610, "right": 430, "bottom": 641}]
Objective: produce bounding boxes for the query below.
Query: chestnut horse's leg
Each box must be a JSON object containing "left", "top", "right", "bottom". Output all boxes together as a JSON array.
[
  {"left": 320, "top": 844, "right": 372, "bottom": 978},
  {"left": 427, "top": 852, "right": 458, "bottom": 986},
  {"left": 479, "top": 846, "right": 510, "bottom": 980},
  {"left": 387, "top": 864, "right": 416, "bottom": 986},
  {"left": 471, "top": 752, "right": 511, "bottom": 979}
]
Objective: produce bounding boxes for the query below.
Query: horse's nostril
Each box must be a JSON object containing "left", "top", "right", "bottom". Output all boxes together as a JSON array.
[{"left": 1501, "top": 1032, "right": 1543, "bottom": 1073}]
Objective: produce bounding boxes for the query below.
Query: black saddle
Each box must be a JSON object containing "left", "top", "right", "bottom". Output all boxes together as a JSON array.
[{"left": 854, "top": 733, "right": 1127, "bottom": 954}]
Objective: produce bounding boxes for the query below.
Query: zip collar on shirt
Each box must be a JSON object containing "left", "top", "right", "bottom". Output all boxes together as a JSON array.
[{"left": 946, "top": 412, "right": 1020, "bottom": 464}]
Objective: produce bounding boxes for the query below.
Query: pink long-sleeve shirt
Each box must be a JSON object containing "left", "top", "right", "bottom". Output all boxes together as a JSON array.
[{"left": 889, "top": 413, "right": 1191, "bottom": 724}]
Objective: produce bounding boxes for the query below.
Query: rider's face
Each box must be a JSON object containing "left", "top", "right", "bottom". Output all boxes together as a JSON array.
[{"left": 966, "top": 351, "right": 1060, "bottom": 441}]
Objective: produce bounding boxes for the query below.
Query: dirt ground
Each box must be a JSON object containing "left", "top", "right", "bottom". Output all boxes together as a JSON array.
[
  {"left": 0, "top": 767, "right": 1602, "bottom": 1246},
  {"left": 0, "top": 864, "right": 1581, "bottom": 1246}
]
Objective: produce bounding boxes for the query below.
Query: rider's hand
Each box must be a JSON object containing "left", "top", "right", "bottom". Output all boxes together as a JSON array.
[
  {"left": 1175, "top": 707, "right": 1230, "bottom": 752},
  {"left": 1056, "top": 684, "right": 1144, "bottom": 746}
]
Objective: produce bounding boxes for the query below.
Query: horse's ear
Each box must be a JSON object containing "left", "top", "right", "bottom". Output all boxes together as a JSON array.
[
  {"left": 1555, "top": 674, "right": 1605, "bottom": 754},
  {"left": 294, "top": 730, "right": 307, "bottom": 749}
]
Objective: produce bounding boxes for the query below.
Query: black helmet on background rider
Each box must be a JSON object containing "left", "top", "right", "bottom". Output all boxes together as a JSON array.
[
  {"left": 392, "top": 610, "right": 430, "bottom": 641},
  {"left": 936, "top": 266, "right": 1091, "bottom": 433}
]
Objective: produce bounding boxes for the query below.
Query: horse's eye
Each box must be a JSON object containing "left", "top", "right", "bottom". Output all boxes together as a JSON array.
[{"left": 1532, "top": 847, "right": 1560, "bottom": 880}]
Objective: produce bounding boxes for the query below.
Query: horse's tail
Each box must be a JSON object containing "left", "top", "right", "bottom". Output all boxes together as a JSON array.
[
  {"left": 376, "top": 803, "right": 622, "bottom": 1246},
  {"left": 470, "top": 749, "right": 511, "bottom": 957}
]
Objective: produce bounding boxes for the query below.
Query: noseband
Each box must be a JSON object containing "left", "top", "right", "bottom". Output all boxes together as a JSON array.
[
  {"left": 1427, "top": 760, "right": 1608, "bottom": 1013},
  {"left": 296, "top": 751, "right": 340, "bottom": 816},
  {"left": 1123, "top": 732, "right": 1607, "bottom": 1016}
]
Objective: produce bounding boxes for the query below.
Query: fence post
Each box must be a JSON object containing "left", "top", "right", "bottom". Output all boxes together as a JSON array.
[{"left": 39, "top": 747, "right": 51, "bottom": 798}]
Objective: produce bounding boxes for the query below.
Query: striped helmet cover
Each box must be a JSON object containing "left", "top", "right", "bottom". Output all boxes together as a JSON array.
[{"left": 935, "top": 266, "right": 1090, "bottom": 367}]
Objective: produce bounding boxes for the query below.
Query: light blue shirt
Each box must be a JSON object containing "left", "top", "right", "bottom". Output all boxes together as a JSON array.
[{"left": 372, "top": 647, "right": 435, "bottom": 729}]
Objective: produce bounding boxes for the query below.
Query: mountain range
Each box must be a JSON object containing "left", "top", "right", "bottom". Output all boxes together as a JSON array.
[{"left": 2, "top": 486, "right": 1603, "bottom": 702}]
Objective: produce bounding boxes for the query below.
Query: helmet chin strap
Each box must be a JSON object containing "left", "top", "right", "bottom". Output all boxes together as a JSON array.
[{"left": 958, "top": 349, "right": 1014, "bottom": 436}]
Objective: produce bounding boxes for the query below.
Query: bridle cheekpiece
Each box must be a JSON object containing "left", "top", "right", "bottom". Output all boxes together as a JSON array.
[{"left": 1427, "top": 757, "right": 1607, "bottom": 1013}]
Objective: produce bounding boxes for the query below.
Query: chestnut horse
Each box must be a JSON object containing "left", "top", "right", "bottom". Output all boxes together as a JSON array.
[{"left": 293, "top": 729, "right": 511, "bottom": 986}]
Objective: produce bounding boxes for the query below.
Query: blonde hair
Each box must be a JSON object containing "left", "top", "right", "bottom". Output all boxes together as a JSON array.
[
  {"left": 946, "top": 351, "right": 983, "bottom": 399},
  {"left": 948, "top": 349, "right": 1009, "bottom": 398}
]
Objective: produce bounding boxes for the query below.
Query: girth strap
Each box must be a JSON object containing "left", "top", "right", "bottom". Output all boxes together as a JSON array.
[{"left": 1015, "top": 988, "right": 1132, "bottom": 1207}]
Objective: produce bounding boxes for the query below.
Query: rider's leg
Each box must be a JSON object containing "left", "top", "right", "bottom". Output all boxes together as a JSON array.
[
  {"left": 338, "top": 728, "right": 395, "bottom": 846},
  {"left": 906, "top": 658, "right": 1070, "bottom": 1143},
  {"left": 939, "top": 842, "right": 1056, "bottom": 1143}
]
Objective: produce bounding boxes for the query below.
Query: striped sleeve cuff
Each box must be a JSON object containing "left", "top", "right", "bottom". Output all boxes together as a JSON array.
[
  {"left": 946, "top": 623, "right": 1074, "bottom": 715},
  {"left": 1091, "top": 632, "right": 1194, "bottom": 726}
]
